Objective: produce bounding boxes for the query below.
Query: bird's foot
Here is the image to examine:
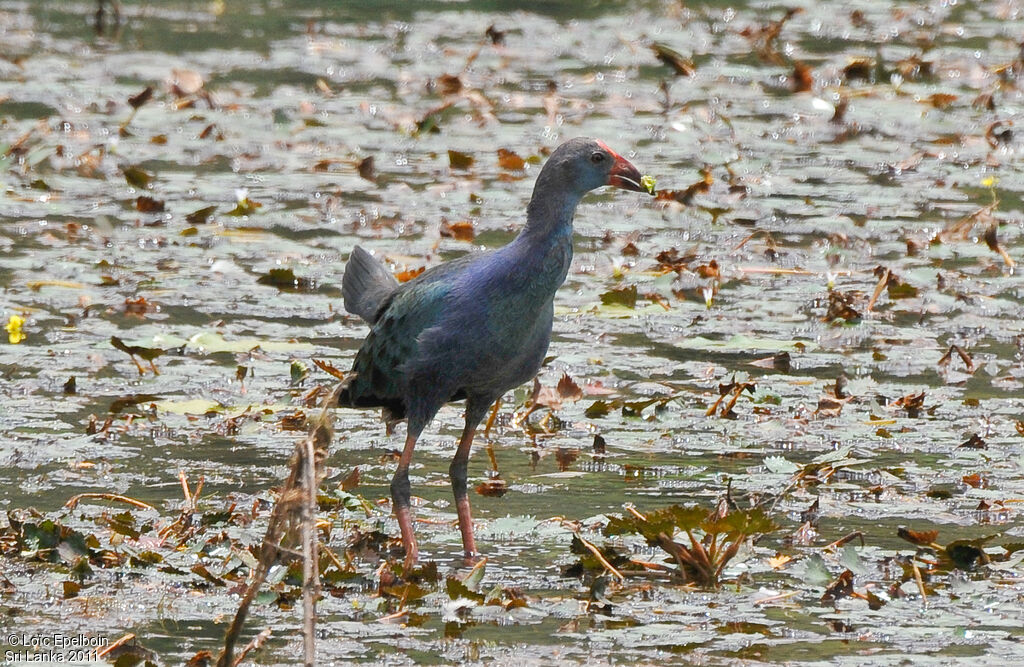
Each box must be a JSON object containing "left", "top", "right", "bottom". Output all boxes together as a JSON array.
[
  {"left": 462, "top": 552, "right": 486, "bottom": 568},
  {"left": 401, "top": 546, "right": 419, "bottom": 576}
]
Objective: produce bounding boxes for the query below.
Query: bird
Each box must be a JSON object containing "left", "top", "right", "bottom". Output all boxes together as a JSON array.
[{"left": 337, "top": 137, "right": 649, "bottom": 572}]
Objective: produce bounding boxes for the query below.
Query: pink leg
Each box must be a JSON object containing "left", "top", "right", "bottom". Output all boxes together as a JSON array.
[
  {"left": 449, "top": 423, "right": 478, "bottom": 560},
  {"left": 391, "top": 432, "right": 419, "bottom": 573}
]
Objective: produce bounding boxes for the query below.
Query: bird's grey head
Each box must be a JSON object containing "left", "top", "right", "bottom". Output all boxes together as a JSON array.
[{"left": 539, "top": 137, "right": 647, "bottom": 196}]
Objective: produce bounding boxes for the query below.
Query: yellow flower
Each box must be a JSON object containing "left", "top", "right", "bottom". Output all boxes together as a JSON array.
[
  {"left": 981, "top": 176, "right": 998, "bottom": 188},
  {"left": 5, "top": 314, "right": 26, "bottom": 344},
  {"left": 641, "top": 174, "right": 657, "bottom": 195}
]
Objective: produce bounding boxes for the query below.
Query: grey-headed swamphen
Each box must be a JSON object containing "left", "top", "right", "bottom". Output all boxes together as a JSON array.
[{"left": 338, "top": 137, "right": 649, "bottom": 571}]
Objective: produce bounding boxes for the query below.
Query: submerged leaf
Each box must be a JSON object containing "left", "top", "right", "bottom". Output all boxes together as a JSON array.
[
  {"left": 448, "top": 150, "right": 475, "bottom": 170},
  {"left": 600, "top": 285, "right": 638, "bottom": 308},
  {"left": 257, "top": 268, "right": 313, "bottom": 291},
  {"left": 185, "top": 205, "right": 217, "bottom": 225},
  {"left": 763, "top": 456, "right": 799, "bottom": 474},
  {"left": 944, "top": 541, "right": 985, "bottom": 570},
  {"left": 122, "top": 166, "right": 154, "bottom": 189},
  {"left": 800, "top": 554, "right": 833, "bottom": 587},
  {"left": 446, "top": 576, "right": 484, "bottom": 603},
  {"left": 110, "top": 336, "right": 164, "bottom": 362},
  {"left": 704, "top": 507, "right": 776, "bottom": 536}
]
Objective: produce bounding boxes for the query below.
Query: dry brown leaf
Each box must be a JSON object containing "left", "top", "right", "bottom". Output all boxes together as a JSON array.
[
  {"left": 655, "top": 167, "right": 712, "bottom": 205},
  {"left": 128, "top": 86, "right": 154, "bottom": 109},
  {"left": 815, "top": 395, "right": 846, "bottom": 418},
  {"left": 436, "top": 73, "right": 463, "bottom": 96},
  {"left": 556, "top": 373, "right": 583, "bottom": 402},
  {"left": 394, "top": 266, "right": 425, "bottom": 282},
  {"left": 695, "top": 259, "right": 720, "bottom": 280},
  {"left": 983, "top": 223, "right": 1016, "bottom": 268},
  {"left": 821, "top": 569, "right": 855, "bottom": 602},
  {"left": 928, "top": 93, "right": 957, "bottom": 110},
  {"left": 958, "top": 434, "right": 986, "bottom": 450},
  {"left": 311, "top": 358, "right": 345, "bottom": 380},
  {"left": 135, "top": 196, "right": 164, "bottom": 213},
  {"left": 475, "top": 478, "right": 508, "bottom": 497},
  {"left": 650, "top": 42, "right": 696, "bottom": 76},
  {"left": 440, "top": 220, "right": 475, "bottom": 242},
  {"left": 497, "top": 148, "right": 526, "bottom": 170},
  {"left": 340, "top": 467, "right": 360, "bottom": 491},
  {"left": 962, "top": 473, "right": 986, "bottom": 488},
  {"left": 897, "top": 527, "right": 939, "bottom": 547},
  {"left": 824, "top": 290, "right": 861, "bottom": 323},
  {"left": 792, "top": 61, "right": 813, "bottom": 92},
  {"left": 843, "top": 58, "right": 874, "bottom": 81},
  {"left": 358, "top": 156, "right": 376, "bottom": 182}
]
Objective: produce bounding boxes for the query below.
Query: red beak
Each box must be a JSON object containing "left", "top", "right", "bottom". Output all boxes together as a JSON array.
[{"left": 607, "top": 154, "right": 647, "bottom": 193}]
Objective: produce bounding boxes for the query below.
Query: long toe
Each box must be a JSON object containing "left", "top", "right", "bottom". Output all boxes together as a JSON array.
[{"left": 402, "top": 543, "right": 419, "bottom": 575}]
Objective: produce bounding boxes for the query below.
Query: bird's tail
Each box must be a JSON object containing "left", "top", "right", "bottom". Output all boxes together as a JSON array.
[{"left": 342, "top": 246, "right": 399, "bottom": 324}]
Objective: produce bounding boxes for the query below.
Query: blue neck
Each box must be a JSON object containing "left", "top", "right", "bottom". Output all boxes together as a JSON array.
[
  {"left": 497, "top": 181, "right": 579, "bottom": 300},
  {"left": 521, "top": 174, "right": 585, "bottom": 241}
]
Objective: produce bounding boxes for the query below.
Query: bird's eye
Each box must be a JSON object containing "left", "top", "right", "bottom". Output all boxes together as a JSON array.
[{"left": 590, "top": 151, "right": 606, "bottom": 164}]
